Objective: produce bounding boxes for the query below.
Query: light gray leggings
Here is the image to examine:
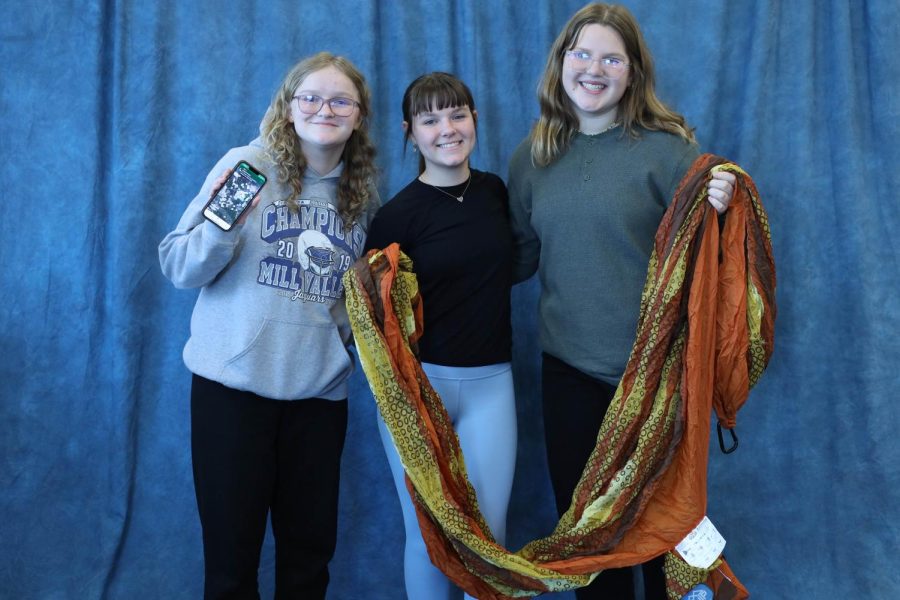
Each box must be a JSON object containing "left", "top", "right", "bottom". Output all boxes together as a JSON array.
[{"left": 377, "top": 361, "right": 518, "bottom": 600}]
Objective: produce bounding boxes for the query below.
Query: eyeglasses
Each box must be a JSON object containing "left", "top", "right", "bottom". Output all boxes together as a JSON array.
[
  {"left": 292, "top": 94, "right": 359, "bottom": 116},
  {"left": 564, "top": 50, "right": 630, "bottom": 78}
]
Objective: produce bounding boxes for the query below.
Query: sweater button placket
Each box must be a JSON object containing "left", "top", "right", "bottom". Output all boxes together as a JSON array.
[
  {"left": 582, "top": 140, "right": 594, "bottom": 182},
  {"left": 585, "top": 140, "right": 594, "bottom": 180}
]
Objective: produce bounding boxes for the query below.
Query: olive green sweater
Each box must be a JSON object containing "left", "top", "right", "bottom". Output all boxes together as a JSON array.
[{"left": 507, "top": 127, "right": 699, "bottom": 384}]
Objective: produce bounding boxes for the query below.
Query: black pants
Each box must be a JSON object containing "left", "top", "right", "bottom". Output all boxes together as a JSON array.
[
  {"left": 541, "top": 354, "right": 666, "bottom": 600},
  {"left": 191, "top": 375, "right": 348, "bottom": 600}
]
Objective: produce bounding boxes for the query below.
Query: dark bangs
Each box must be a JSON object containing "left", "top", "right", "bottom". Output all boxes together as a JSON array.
[{"left": 402, "top": 72, "right": 475, "bottom": 121}]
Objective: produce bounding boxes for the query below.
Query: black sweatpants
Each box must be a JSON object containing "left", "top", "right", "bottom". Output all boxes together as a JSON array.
[
  {"left": 541, "top": 354, "right": 666, "bottom": 600},
  {"left": 190, "top": 375, "right": 348, "bottom": 600}
]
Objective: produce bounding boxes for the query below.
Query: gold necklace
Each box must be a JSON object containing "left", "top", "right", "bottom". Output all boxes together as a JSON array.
[
  {"left": 423, "top": 173, "right": 472, "bottom": 202},
  {"left": 581, "top": 121, "right": 620, "bottom": 136}
]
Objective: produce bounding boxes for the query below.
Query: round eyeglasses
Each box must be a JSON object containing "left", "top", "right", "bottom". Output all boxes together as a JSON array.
[
  {"left": 564, "top": 50, "right": 630, "bottom": 78},
  {"left": 292, "top": 94, "right": 359, "bottom": 117}
]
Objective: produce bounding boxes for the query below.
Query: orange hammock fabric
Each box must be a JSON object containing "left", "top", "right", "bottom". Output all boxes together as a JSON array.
[{"left": 343, "top": 154, "right": 775, "bottom": 599}]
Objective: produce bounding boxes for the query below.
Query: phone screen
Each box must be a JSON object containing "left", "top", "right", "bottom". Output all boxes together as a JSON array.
[{"left": 204, "top": 161, "right": 267, "bottom": 230}]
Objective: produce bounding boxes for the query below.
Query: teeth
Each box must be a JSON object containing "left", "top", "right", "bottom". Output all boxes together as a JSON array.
[
  {"left": 581, "top": 82, "right": 605, "bottom": 91},
  {"left": 438, "top": 141, "right": 462, "bottom": 148}
]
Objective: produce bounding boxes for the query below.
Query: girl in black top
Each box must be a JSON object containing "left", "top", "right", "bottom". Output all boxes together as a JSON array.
[{"left": 364, "top": 72, "right": 516, "bottom": 600}]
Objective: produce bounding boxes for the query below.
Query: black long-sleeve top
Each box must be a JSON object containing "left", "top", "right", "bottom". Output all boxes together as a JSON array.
[{"left": 364, "top": 170, "right": 513, "bottom": 367}]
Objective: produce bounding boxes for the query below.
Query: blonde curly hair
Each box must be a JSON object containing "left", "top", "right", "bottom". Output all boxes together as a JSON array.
[
  {"left": 531, "top": 3, "right": 695, "bottom": 167},
  {"left": 261, "top": 52, "right": 377, "bottom": 225}
]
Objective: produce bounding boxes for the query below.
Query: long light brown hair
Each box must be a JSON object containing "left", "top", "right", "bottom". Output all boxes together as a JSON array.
[
  {"left": 531, "top": 3, "right": 695, "bottom": 167},
  {"left": 261, "top": 52, "right": 377, "bottom": 225}
]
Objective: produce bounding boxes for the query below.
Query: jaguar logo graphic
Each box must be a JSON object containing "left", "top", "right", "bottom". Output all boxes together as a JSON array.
[{"left": 297, "top": 230, "right": 335, "bottom": 276}]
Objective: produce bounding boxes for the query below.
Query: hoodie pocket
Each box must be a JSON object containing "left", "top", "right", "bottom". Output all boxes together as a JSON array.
[{"left": 221, "top": 318, "right": 352, "bottom": 400}]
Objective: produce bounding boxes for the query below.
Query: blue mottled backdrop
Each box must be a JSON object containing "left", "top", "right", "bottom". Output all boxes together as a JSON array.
[{"left": 2, "top": 1, "right": 898, "bottom": 598}]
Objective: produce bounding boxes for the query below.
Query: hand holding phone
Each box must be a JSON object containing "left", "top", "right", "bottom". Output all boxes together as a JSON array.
[{"left": 203, "top": 161, "right": 267, "bottom": 231}]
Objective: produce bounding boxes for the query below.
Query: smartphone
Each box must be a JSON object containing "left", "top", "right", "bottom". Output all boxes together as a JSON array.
[{"left": 203, "top": 160, "right": 267, "bottom": 231}]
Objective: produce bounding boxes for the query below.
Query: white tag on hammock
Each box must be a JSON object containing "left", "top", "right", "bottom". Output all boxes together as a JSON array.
[{"left": 675, "top": 516, "right": 726, "bottom": 569}]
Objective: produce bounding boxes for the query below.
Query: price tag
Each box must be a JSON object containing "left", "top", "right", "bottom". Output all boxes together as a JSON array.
[{"left": 675, "top": 516, "right": 726, "bottom": 569}]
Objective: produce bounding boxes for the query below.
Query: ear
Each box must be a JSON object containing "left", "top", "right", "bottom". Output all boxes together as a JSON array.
[
  {"left": 471, "top": 109, "right": 478, "bottom": 126},
  {"left": 402, "top": 121, "right": 414, "bottom": 144}
]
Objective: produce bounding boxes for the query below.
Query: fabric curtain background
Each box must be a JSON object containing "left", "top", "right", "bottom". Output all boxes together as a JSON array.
[{"left": 1, "top": 1, "right": 897, "bottom": 598}]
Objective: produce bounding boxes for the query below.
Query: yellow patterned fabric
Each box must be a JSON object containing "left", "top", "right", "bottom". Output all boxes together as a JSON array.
[{"left": 343, "top": 155, "right": 774, "bottom": 599}]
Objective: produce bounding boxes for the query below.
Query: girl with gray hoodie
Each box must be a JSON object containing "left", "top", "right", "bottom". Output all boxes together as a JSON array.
[{"left": 159, "top": 52, "right": 379, "bottom": 599}]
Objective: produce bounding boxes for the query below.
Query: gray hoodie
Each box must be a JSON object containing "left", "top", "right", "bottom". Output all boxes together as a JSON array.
[{"left": 159, "top": 137, "right": 379, "bottom": 400}]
